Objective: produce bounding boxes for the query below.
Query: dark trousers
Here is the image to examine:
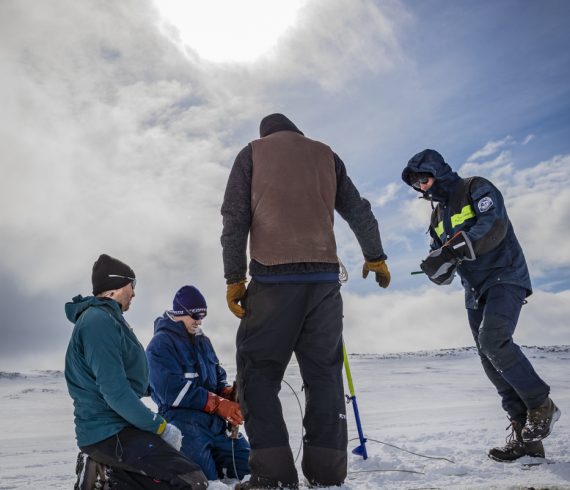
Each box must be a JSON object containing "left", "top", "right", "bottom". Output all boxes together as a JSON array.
[
  {"left": 80, "top": 427, "right": 208, "bottom": 489},
  {"left": 468, "top": 284, "right": 550, "bottom": 421},
  {"left": 236, "top": 281, "right": 347, "bottom": 487}
]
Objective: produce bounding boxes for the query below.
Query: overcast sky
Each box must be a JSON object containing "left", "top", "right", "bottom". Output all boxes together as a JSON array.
[{"left": 1, "top": 0, "right": 569, "bottom": 371}]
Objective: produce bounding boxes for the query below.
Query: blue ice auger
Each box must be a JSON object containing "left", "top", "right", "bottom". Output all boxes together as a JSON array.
[{"left": 342, "top": 341, "right": 368, "bottom": 460}]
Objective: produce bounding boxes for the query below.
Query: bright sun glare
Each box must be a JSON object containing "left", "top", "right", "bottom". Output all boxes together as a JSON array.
[{"left": 153, "top": 0, "right": 305, "bottom": 63}]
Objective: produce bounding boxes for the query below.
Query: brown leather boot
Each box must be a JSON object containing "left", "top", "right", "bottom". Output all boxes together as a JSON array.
[
  {"left": 488, "top": 419, "right": 545, "bottom": 462},
  {"left": 522, "top": 397, "right": 561, "bottom": 442}
]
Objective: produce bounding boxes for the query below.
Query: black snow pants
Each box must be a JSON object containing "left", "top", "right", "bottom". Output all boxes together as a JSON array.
[
  {"left": 236, "top": 280, "right": 347, "bottom": 488},
  {"left": 80, "top": 427, "right": 208, "bottom": 489}
]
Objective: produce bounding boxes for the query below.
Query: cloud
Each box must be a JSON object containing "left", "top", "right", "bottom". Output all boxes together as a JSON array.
[
  {"left": 459, "top": 150, "right": 515, "bottom": 182},
  {"left": 466, "top": 135, "right": 515, "bottom": 161},
  {"left": 374, "top": 182, "right": 401, "bottom": 207},
  {"left": 0, "top": 0, "right": 262, "bottom": 367},
  {"left": 1, "top": 0, "right": 569, "bottom": 371},
  {"left": 507, "top": 153, "right": 570, "bottom": 274},
  {"left": 444, "top": 137, "right": 570, "bottom": 275},
  {"left": 0, "top": 0, "right": 257, "bottom": 295},
  {"left": 458, "top": 147, "right": 570, "bottom": 275},
  {"left": 522, "top": 134, "right": 535, "bottom": 145},
  {"left": 370, "top": 136, "right": 570, "bottom": 298},
  {"left": 0, "top": 0, "right": 414, "bottom": 367},
  {"left": 257, "top": 0, "right": 409, "bottom": 91},
  {"left": 342, "top": 286, "right": 570, "bottom": 354},
  {"left": 0, "top": 0, "right": 408, "bottom": 289}
]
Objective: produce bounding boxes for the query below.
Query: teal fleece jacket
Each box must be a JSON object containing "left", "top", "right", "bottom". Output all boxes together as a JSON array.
[{"left": 64, "top": 295, "right": 166, "bottom": 447}]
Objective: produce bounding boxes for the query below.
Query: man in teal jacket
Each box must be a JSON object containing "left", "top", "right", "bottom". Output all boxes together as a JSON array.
[{"left": 65, "top": 254, "right": 208, "bottom": 489}]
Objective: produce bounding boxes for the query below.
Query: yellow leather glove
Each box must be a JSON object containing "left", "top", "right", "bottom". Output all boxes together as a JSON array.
[
  {"left": 226, "top": 280, "right": 246, "bottom": 318},
  {"left": 362, "top": 260, "right": 391, "bottom": 288}
]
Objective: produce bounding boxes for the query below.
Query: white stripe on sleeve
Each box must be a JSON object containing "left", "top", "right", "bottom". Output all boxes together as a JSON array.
[{"left": 173, "top": 380, "right": 192, "bottom": 407}]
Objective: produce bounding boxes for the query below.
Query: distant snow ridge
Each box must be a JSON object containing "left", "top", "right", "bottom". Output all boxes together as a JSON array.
[
  {"left": 0, "top": 370, "right": 63, "bottom": 379},
  {"left": 0, "top": 371, "right": 26, "bottom": 379},
  {"left": 349, "top": 344, "right": 570, "bottom": 360}
]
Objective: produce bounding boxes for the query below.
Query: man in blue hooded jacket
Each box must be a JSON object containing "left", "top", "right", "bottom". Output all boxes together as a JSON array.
[
  {"left": 65, "top": 254, "right": 208, "bottom": 489},
  {"left": 146, "top": 285, "right": 250, "bottom": 482},
  {"left": 402, "top": 149, "right": 560, "bottom": 463}
]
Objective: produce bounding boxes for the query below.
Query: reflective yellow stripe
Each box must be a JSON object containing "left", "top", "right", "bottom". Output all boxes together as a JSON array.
[
  {"left": 451, "top": 204, "right": 476, "bottom": 228},
  {"left": 434, "top": 204, "right": 475, "bottom": 238},
  {"left": 156, "top": 418, "right": 167, "bottom": 434},
  {"left": 434, "top": 221, "right": 444, "bottom": 238}
]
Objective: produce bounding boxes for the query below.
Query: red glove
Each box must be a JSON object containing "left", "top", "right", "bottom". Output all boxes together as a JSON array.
[
  {"left": 219, "top": 385, "right": 235, "bottom": 400},
  {"left": 203, "top": 392, "right": 243, "bottom": 425}
]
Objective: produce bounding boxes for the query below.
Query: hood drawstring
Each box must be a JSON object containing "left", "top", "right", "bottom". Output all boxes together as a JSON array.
[{"left": 419, "top": 193, "right": 435, "bottom": 210}]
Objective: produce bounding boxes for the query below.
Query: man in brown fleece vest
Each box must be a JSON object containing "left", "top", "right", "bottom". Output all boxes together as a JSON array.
[{"left": 221, "top": 113, "right": 390, "bottom": 489}]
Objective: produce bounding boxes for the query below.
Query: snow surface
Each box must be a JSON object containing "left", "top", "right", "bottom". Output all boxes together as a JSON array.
[{"left": 0, "top": 346, "right": 568, "bottom": 489}]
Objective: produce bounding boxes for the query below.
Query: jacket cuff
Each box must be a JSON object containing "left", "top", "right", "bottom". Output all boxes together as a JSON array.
[
  {"left": 218, "top": 385, "right": 234, "bottom": 400},
  {"left": 203, "top": 392, "right": 220, "bottom": 413},
  {"left": 365, "top": 254, "right": 387, "bottom": 262},
  {"left": 226, "top": 276, "right": 247, "bottom": 285},
  {"left": 156, "top": 417, "right": 167, "bottom": 435}
]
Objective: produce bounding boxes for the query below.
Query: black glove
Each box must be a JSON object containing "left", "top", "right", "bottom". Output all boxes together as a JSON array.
[
  {"left": 446, "top": 231, "right": 475, "bottom": 261},
  {"left": 420, "top": 246, "right": 458, "bottom": 285}
]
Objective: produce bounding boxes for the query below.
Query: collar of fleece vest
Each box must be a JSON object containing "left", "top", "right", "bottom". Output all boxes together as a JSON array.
[{"left": 259, "top": 113, "right": 304, "bottom": 137}]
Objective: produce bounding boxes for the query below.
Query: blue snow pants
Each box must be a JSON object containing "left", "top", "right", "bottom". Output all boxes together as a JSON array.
[
  {"left": 467, "top": 284, "right": 550, "bottom": 420},
  {"left": 175, "top": 418, "right": 250, "bottom": 481}
]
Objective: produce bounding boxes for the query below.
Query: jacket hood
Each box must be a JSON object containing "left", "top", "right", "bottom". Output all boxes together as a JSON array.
[
  {"left": 65, "top": 295, "right": 121, "bottom": 324},
  {"left": 401, "top": 149, "right": 460, "bottom": 202},
  {"left": 259, "top": 113, "right": 304, "bottom": 138},
  {"left": 154, "top": 313, "right": 186, "bottom": 336}
]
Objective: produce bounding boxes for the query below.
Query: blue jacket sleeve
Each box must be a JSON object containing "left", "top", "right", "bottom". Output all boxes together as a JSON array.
[
  {"left": 82, "top": 309, "right": 165, "bottom": 433},
  {"left": 216, "top": 364, "right": 230, "bottom": 394},
  {"left": 146, "top": 334, "right": 209, "bottom": 411},
  {"left": 465, "top": 179, "right": 509, "bottom": 256},
  {"left": 207, "top": 338, "right": 229, "bottom": 393}
]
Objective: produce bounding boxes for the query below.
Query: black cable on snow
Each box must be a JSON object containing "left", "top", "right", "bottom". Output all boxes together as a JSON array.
[
  {"left": 348, "top": 468, "right": 426, "bottom": 476},
  {"left": 350, "top": 437, "right": 455, "bottom": 464},
  {"left": 282, "top": 378, "right": 305, "bottom": 463}
]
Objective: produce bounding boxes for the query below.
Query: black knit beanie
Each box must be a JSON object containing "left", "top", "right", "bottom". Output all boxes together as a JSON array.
[{"left": 92, "top": 254, "right": 136, "bottom": 295}]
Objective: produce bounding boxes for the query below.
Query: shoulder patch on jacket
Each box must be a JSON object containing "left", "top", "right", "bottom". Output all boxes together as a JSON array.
[
  {"left": 477, "top": 196, "right": 494, "bottom": 213},
  {"left": 469, "top": 177, "right": 493, "bottom": 200}
]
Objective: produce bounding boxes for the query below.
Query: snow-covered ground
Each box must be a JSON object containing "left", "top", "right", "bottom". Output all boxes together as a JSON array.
[{"left": 0, "top": 346, "right": 568, "bottom": 489}]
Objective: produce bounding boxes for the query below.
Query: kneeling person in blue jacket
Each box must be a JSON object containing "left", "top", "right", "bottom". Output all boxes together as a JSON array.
[{"left": 146, "top": 285, "right": 250, "bottom": 482}]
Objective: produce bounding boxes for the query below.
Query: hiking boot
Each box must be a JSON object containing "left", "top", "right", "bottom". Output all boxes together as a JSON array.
[
  {"left": 74, "top": 452, "right": 111, "bottom": 490},
  {"left": 488, "top": 419, "right": 544, "bottom": 463},
  {"left": 234, "top": 475, "right": 299, "bottom": 489},
  {"left": 522, "top": 397, "right": 561, "bottom": 442}
]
